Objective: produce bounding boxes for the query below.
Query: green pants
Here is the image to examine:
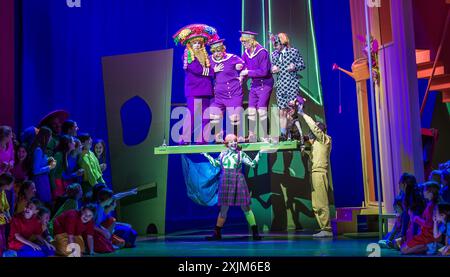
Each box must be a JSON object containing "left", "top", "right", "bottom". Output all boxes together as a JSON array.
[{"left": 311, "top": 171, "right": 331, "bottom": 231}]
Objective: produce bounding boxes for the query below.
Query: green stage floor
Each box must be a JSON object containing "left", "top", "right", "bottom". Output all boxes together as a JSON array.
[{"left": 102, "top": 232, "right": 408, "bottom": 257}]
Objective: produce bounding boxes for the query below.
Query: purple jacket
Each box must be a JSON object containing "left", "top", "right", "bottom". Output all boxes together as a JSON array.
[
  {"left": 242, "top": 44, "right": 274, "bottom": 87},
  {"left": 184, "top": 58, "right": 213, "bottom": 97},
  {"left": 210, "top": 54, "right": 244, "bottom": 98}
]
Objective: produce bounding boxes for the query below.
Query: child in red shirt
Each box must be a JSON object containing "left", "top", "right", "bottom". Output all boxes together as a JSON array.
[
  {"left": 52, "top": 204, "right": 96, "bottom": 256},
  {"left": 8, "top": 200, "right": 55, "bottom": 257},
  {"left": 0, "top": 173, "right": 14, "bottom": 257},
  {"left": 401, "top": 182, "right": 440, "bottom": 254}
]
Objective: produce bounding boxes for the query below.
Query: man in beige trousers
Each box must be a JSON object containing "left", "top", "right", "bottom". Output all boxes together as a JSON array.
[{"left": 298, "top": 108, "right": 333, "bottom": 238}]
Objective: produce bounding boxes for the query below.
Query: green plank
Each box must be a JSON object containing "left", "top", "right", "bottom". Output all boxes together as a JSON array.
[{"left": 154, "top": 141, "right": 300, "bottom": 155}]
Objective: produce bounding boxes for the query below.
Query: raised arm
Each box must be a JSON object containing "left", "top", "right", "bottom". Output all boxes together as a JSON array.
[
  {"left": 300, "top": 112, "right": 329, "bottom": 145},
  {"left": 113, "top": 188, "right": 138, "bottom": 201},
  {"left": 241, "top": 151, "right": 260, "bottom": 168},
  {"left": 202, "top": 152, "right": 221, "bottom": 167},
  {"left": 33, "top": 147, "right": 51, "bottom": 175}
]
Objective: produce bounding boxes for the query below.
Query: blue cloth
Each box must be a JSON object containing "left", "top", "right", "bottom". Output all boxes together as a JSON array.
[
  {"left": 33, "top": 174, "right": 52, "bottom": 204},
  {"left": 32, "top": 147, "right": 50, "bottom": 175},
  {"left": 438, "top": 222, "right": 450, "bottom": 237},
  {"left": 16, "top": 244, "right": 55, "bottom": 257},
  {"left": 114, "top": 223, "right": 137, "bottom": 247},
  {"left": 94, "top": 203, "right": 110, "bottom": 226},
  {"left": 181, "top": 155, "right": 220, "bottom": 206},
  {"left": 62, "top": 154, "right": 81, "bottom": 181}
]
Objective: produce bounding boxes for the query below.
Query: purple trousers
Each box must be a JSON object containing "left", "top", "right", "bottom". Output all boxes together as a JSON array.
[
  {"left": 183, "top": 96, "right": 211, "bottom": 143},
  {"left": 248, "top": 80, "right": 273, "bottom": 109}
]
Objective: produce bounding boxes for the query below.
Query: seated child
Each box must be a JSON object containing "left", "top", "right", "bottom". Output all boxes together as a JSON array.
[
  {"left": 401, "top": 182, "right": 440, "bottom": 255},
  {"left": 433, "top": 203, "right": 450, "bottom": 256},
  {"left": 378, "top": 196, "right": 403, "bottom": 248},
  {"left": 8, "top": 200, "right": 55, "bottom": 257},
  {"left": 52, "top": 205, "right": 96, "bottom": 256}
]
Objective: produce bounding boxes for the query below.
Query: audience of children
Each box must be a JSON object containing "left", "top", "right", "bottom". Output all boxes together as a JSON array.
[
  {"left": 379, "top": 163, "right": 450, "bottom": 256},
  {"left": 0, "top": 119, "right": 137, "bottom": 257},
  {"left": 2, "top": 119, "right": 448, "bottom": 257}
]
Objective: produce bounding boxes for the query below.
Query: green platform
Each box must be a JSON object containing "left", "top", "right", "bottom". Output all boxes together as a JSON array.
[{"left": 154, "top": 140, "right": 300, "bottom": 155}]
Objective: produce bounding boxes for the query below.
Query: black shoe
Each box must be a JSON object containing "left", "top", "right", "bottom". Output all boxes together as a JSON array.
[
  {"left": 206, "top": 226, "right": 222, "bottom": 241},
  {"left": 251, "top": 225, "right": 262, "bottom": 241},
  {"left": 279, "top": 134, "right": 287, "bottom": 142}
]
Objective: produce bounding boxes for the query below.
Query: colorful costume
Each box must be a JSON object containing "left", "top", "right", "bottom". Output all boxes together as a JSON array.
[
  {"left": 209, "top": 39, "right": 245, "bottom": 138},
  {"left": 270, "top": 33, "right": 305, "bottom": 109},
  {"left": 204, "top": 149, "right": 259, "bottom": 206},
  {"left": 202, "top": 134, "right": 262, "bottom": 241},
  {"left": 173, "top": 24, "right": 219, "bottom": 143},
  {"left": 240, "top": 31, "right": 273, "bottom": 141},
  {"left": 302, "top": 113, "right": 332, "bottom": 233},
  {"left": 241, "top": 32, "right": 274, "bottom": 109},
  {"left": 8, "top": 214, "right": 54, "bottom": 257},
  {"left": 0, "top": 190, "right": 10, "bottom": 256}
]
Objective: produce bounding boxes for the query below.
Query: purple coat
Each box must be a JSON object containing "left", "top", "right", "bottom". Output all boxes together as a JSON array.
[
  {"left": 184, "top": 58, "right": 213, "bottom": 97},
  {"left": 242, "top": 44, "right": 274, "bottom": 88},
  {"left": 210, "top": 54, "right": 244, "bottom": 99}
]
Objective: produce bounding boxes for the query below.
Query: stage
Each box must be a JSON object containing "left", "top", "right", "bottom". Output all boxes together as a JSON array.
[{"left": 102, "top": 231, "right": 407, "bottom": 257}]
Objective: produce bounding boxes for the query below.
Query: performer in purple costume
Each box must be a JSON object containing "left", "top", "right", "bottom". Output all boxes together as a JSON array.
[
  {"left": 239, "top": 31, "right": 274, "bottom": 142},
  {"left": 208, "top": 39, "right": 246, "bottom": 142},
  {"left": 173, "top": 24, "right": 219, "bottom": 144}
]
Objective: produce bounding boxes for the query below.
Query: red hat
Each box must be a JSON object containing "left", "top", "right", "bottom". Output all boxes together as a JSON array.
[{"left": 38, "top": 110, "right": 69, "bottom": 128}]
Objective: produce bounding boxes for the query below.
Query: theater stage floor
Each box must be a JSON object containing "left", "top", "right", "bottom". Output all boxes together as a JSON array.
[{"left": 102, "top": 230, "right": 408, "bottom": 257}]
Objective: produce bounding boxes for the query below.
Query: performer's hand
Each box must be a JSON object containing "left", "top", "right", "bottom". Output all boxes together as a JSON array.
[
  {"left": 214, "top": 63, "right": 224, "bottom": 73},
  {"left": 271, "top": 65, "right": 279, "bottom": 73},
  {"left": 235, "top": 64, "right": 244, "bottom": 71},
  {"left": 297, "top": 105, "right": 305, "bottom": 116},
  {"left": 240, "top": 69, "right": 249, "bottom": 76},
  {"left": 287, "top": 63, "right": 296, "bottom": 72}
]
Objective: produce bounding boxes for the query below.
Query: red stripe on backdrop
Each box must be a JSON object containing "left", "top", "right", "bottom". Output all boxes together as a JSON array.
[{"left": 0, "top": 0, "right": 15, "bottom": 127}]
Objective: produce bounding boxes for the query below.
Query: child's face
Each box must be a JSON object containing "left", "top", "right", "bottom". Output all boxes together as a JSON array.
[
  {"left": 17, "top": 147, "right": 27, "bottom": 161},
  {"left": 228, "top": 139, "right": 238, "bottom": 151},
  {"left": 189, "top": 40, "right": 203, "bottom": 51},
  {"left": 83, "top": 138, "right": 92, "bottom": 151},
  {"left": 24, "top": 204, "right": 37, "bottom": 219},
  {"left": 1, "top": 133, "right": 12, "bottom": 145},
  {"left": 26, "top": 183, "right": 36, "bottom": 198},
  {"left": 81, "top": 209, "right": 94, "bottom": 223},
  {"left": 436, "top": 212, "right": 446, "bottom": 223},
  {"left": 241, "top": 40, "right": 253, "bottom": 50},
  {"left": 94, "top": 143, "right": 104, "bottom": 157},
  {"left": 1, "top": 182, "right": 14, "bottom": 191},
  {"left": 399, "top": 181, "right": 406, "bottom": 192},
  {"left": 423, "top": 188, "right": 433, "bottom": 201},
  {"left": 40, "top": 213, "right": 50, "bottom": 225}
]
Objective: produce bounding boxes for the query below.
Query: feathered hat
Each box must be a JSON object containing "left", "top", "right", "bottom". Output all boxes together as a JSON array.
[{"left": 173, "top": 24, "right": 219, "bottom": 46}]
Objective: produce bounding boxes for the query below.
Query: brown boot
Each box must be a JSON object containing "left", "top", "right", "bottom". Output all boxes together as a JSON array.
[{"left": 206, "top": 226, "right": 222, "bottom": 241}]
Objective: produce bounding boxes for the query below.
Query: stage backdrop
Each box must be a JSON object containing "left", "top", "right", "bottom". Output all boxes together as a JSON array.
[
  {"left": 18, "top": 0, "right": 364, "bottom": 234},
  {"left": 242, "top": 0, "right": 335, "bottom": 231},
  {"left": 102, "top": 49, "right": 173, "bottom": 235}
]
